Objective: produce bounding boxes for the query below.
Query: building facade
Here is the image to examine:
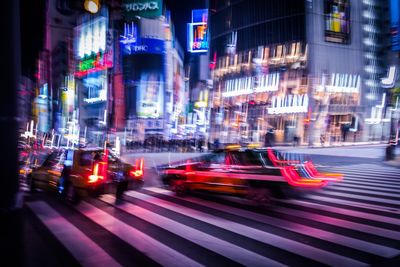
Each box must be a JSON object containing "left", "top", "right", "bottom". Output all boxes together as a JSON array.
[{"left": 208, "top": 0, "right": 390, "bottom": 146}]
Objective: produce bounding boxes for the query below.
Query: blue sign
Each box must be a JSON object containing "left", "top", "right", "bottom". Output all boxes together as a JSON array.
[
  {"left": 122, "top": 38, "right": 165, "bottom": 55},
  {"left": 391, "top": 0, "right": 400, "bottom": 51},
  {"left": 187, "top": 23, "right": 208, "bottom": 53},
  {"left": 120, "top": 22, "right": 165, "bottom": 55}
]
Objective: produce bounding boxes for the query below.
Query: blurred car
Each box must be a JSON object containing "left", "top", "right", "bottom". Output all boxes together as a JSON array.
[
  {"left": 159, "top": 145, "right": 343, "bottom": 203},
  {"left": 27, "top": 147, "right": 144, "bottom": 203}
]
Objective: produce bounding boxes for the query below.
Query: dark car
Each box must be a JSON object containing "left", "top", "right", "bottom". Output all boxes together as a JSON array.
[
  {"left": 159, "top": 145, "right": 342, "bottom": 204},
  {"left": 28, "top": 147, "right": 144, "bottom": 203}
]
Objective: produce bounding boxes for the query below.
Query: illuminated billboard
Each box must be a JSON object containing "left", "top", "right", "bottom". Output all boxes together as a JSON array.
[
  {"left": 324, "top": 0, "right": 350, "bottom": 44},
  {"left": 75, "top": 14, "right": 113, "bottom": 77},
  {"left": 391, "top": 0, "right": 400, "bottom": 51},
  {"left": 187, "top": 9, "right": 208, "bottom": 53},
  {"left": 122, "top": 0, "right": 162, "bottom": 20},
  {"left": 136, "top": 72, "right": 164, "bottom": 118},
  {"left": 82, "top": 71, "right": 108, "bottom": 104},
  {"left": 120, "top": 22, "right": 165, "bottom": 55}
]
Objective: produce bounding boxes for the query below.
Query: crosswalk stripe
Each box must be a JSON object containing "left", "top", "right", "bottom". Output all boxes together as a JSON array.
[
  {"left": 99, "top": 194, "right": 286, "bottom": 267},
  {"left": 74, "top": 201, "right": 203, "bottom": 267},
  {"left": 275, "top": 199, "right": 400, "bottom": 240},
  {"left": 331, "top": 164, "right": 400, "bottom": 170},
  {"left": 343, "top": 174, "right": 400, "bottom": 183},
  {"left": 131, "top": 189, "right": 399, "bottom": 258},
  {"left": 302, "top": 195, "right": 400, "bottom": 224},
  {"left": 132, "top": 188, "right": 369, "bottom": 266},
  {"left": 315, "top": 190, "right": 400, "bottom": 207},
  {"left": 341, "top": 177, "right": 400, "bottom": 188},
  {"left": 332, "top": 180, "right": 400, "bottom": 191},
  {"left": 332, "top": 170, "right": 400, "bottom": 179},
  {"left": 324, "top": 186, "right": 400, "bottom": 199},
  {"left": 26, "top": 201, "right": 121, "bottom": 267}
]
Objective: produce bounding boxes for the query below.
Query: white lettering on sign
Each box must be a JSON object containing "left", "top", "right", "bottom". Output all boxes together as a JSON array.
[
  {"left": 268, "top": 94, "right": 308, "bottom": 114},
  {"left": 124, "top": 1, "right": 159, "bottom": 12},
  {"left": 132, "top": 45, "right": 147, "bottom": 52}
]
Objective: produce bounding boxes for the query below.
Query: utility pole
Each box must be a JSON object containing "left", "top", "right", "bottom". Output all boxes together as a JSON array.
[{"left": 0, "top": 0, "right": 23, "bottom": 266}]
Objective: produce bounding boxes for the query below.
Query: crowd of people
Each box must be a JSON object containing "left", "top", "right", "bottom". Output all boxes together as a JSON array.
[{"left": 124, "top": 137, "right": 218, "bottom": 153}]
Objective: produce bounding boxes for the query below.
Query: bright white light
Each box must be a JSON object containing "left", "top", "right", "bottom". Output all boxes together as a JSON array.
[{"left": 85, "top": 0, "right": 99, "bottom": 14}]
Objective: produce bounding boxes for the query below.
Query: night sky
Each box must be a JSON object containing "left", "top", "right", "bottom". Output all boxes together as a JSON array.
[
  {"left": 20, "top": 0, "right": 46, "bottom": 77},
  {"left": 19, "top": 0, "right": 206, "bottom": 78},
  {"left": 165, "top": 0, "right": 207, "bottom": 60}
]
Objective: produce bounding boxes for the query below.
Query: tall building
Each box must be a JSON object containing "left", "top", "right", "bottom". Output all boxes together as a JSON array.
[
  {"left": 208, "top": 0, "right": 390, "bottom": 145},
  {"left": 120, "top": 0, "right": 185, "bottom": 142}
]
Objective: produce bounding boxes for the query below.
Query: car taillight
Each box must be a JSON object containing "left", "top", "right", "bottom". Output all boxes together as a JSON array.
[
  {"left": 88, "top": 162, "right": 105, "bottom": 183},
  {"left": 130, "top": 158, "right": 144, "bottom": 177},
  {"left": 303, "top": 161, "right": 343, "bottom": 182},
  {"left": 281, "top": 165, "right": 327, "bottom": 188}
]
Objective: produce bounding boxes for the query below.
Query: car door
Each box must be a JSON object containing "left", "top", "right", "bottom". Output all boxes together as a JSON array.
[
  {"left": 31, "top": 151, "right": 62, "bottom": 191},
  {"left": 189, "top": 152, "right": 232, "bottom": 193}
]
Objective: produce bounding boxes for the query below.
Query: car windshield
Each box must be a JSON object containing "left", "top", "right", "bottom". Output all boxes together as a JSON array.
[
  {"left": 79, "top": 151, "right": 104, "bottom": 166},
  {"left": 227, "top": 150, "right": 264, "bottom": 166}
]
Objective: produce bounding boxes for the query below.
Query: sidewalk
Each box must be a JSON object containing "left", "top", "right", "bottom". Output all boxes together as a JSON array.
[{"left": 121, "top": 143, "right": 400, "bottom": 168}]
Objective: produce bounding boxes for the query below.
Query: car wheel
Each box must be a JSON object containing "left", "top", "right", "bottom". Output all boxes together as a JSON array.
[
  {"left": 278, "top": 185, "right": 304, "bottom": 199},
  {"left": 65, "top": 183, "right": 79, "bottom": 205},
  {"left": 116, "top": 181, "right": 128, "bottom": 199},
  {"left": 247, "top": 187, "right": 271, "bottom": 206},
  {"left": 171, "top": 179, "right": 187, "bottom": 197}
]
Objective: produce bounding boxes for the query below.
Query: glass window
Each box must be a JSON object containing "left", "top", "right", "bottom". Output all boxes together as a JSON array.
[
  {"left": 79, "top": 151, "right": 103, "bottom": 166},
  {"left": 228, "top": 151, "right": 263, "bottom": 166}
]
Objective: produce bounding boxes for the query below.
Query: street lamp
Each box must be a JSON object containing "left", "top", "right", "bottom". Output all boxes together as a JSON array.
[{"left": 84, "top": 0, "right": 100, "bottom": 14}]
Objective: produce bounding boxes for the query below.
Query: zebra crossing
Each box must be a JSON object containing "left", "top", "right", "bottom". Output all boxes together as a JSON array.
[{"left": 26, "top": 163, "right": 400, "bottom": 267}]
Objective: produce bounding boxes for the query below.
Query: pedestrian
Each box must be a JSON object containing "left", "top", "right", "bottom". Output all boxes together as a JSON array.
[
  {"left": 320, "top": 134, "right": 325, "bottom": 147},
  {"left": 213, "top": 138, "right": 220, "bottom": 150},
  {"left": 264, "top": 129, "right": 274, "bottom": 147}
]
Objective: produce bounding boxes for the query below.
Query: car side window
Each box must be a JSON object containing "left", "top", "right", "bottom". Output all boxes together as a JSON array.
[
  {"left": 79, "top": 152, "right": 94, "bottom": 166},
  {"left": 42, "top": 152, "right": 59, "bottom": 168},
  {"left": 209, "top": 152, "right": 225, "bottom": 164}
]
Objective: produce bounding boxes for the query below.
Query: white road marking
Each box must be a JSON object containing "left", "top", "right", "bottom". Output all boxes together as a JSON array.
[{"left": 27, "top": 201, "right": 121, "bottom": 267}]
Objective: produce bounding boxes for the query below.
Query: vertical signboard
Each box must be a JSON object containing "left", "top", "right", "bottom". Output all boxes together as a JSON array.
[
  {"left": 136, "top": 72, "right": 164, "bottom": 118},
  {"left": 391, "top": 0, "right": 400, "bottom": 51},
  {"left": 324, "top": 0, "right": 351, "bottom": 44},
  {"left": 187, "top": 9, "right": 209, "bottom": 53},
  {"left": 122, "top": 0, "right": 162, "bottom": 20},
  {"left": 75, "top": 15, "right": 113, "bottom": 77}
]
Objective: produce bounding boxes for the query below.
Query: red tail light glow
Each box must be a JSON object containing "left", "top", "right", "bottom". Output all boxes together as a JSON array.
[
  {"left": 281, "top": 165, "right": 327, "bottom": 188},
  {"left": 267, "top": 148, "right": 300, "bottom": 167},
  {"left": 88, "top": 162, "right": 105, "bottom": 183},
  {"left": 130, "top": 158, "right": 144, "bottom": 177},
  {"left": 304, "top": 161, "right": 343, "bottom": 182},
  {"left": 185, "top": 159, "right": 195, "bottom": 175}
]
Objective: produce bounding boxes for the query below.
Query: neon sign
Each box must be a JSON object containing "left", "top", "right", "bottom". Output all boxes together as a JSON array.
[
  {"left": 187, "top": 9, "right": 208, "bottom": 53},
  {"left": 120, "top": 22, "right": 137, "bottom": 45},
  {"left": 122, "top": 0, "right": 162, "bottom": 19},
  {"left": 75, "top": 51, "right": 113, "bottom": 77},
  {"left": 76, "top": 17, "right": 107, "bottom": 59},
  {"left": 188, "top": 23, "right": 208, "bottom": 53}
]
